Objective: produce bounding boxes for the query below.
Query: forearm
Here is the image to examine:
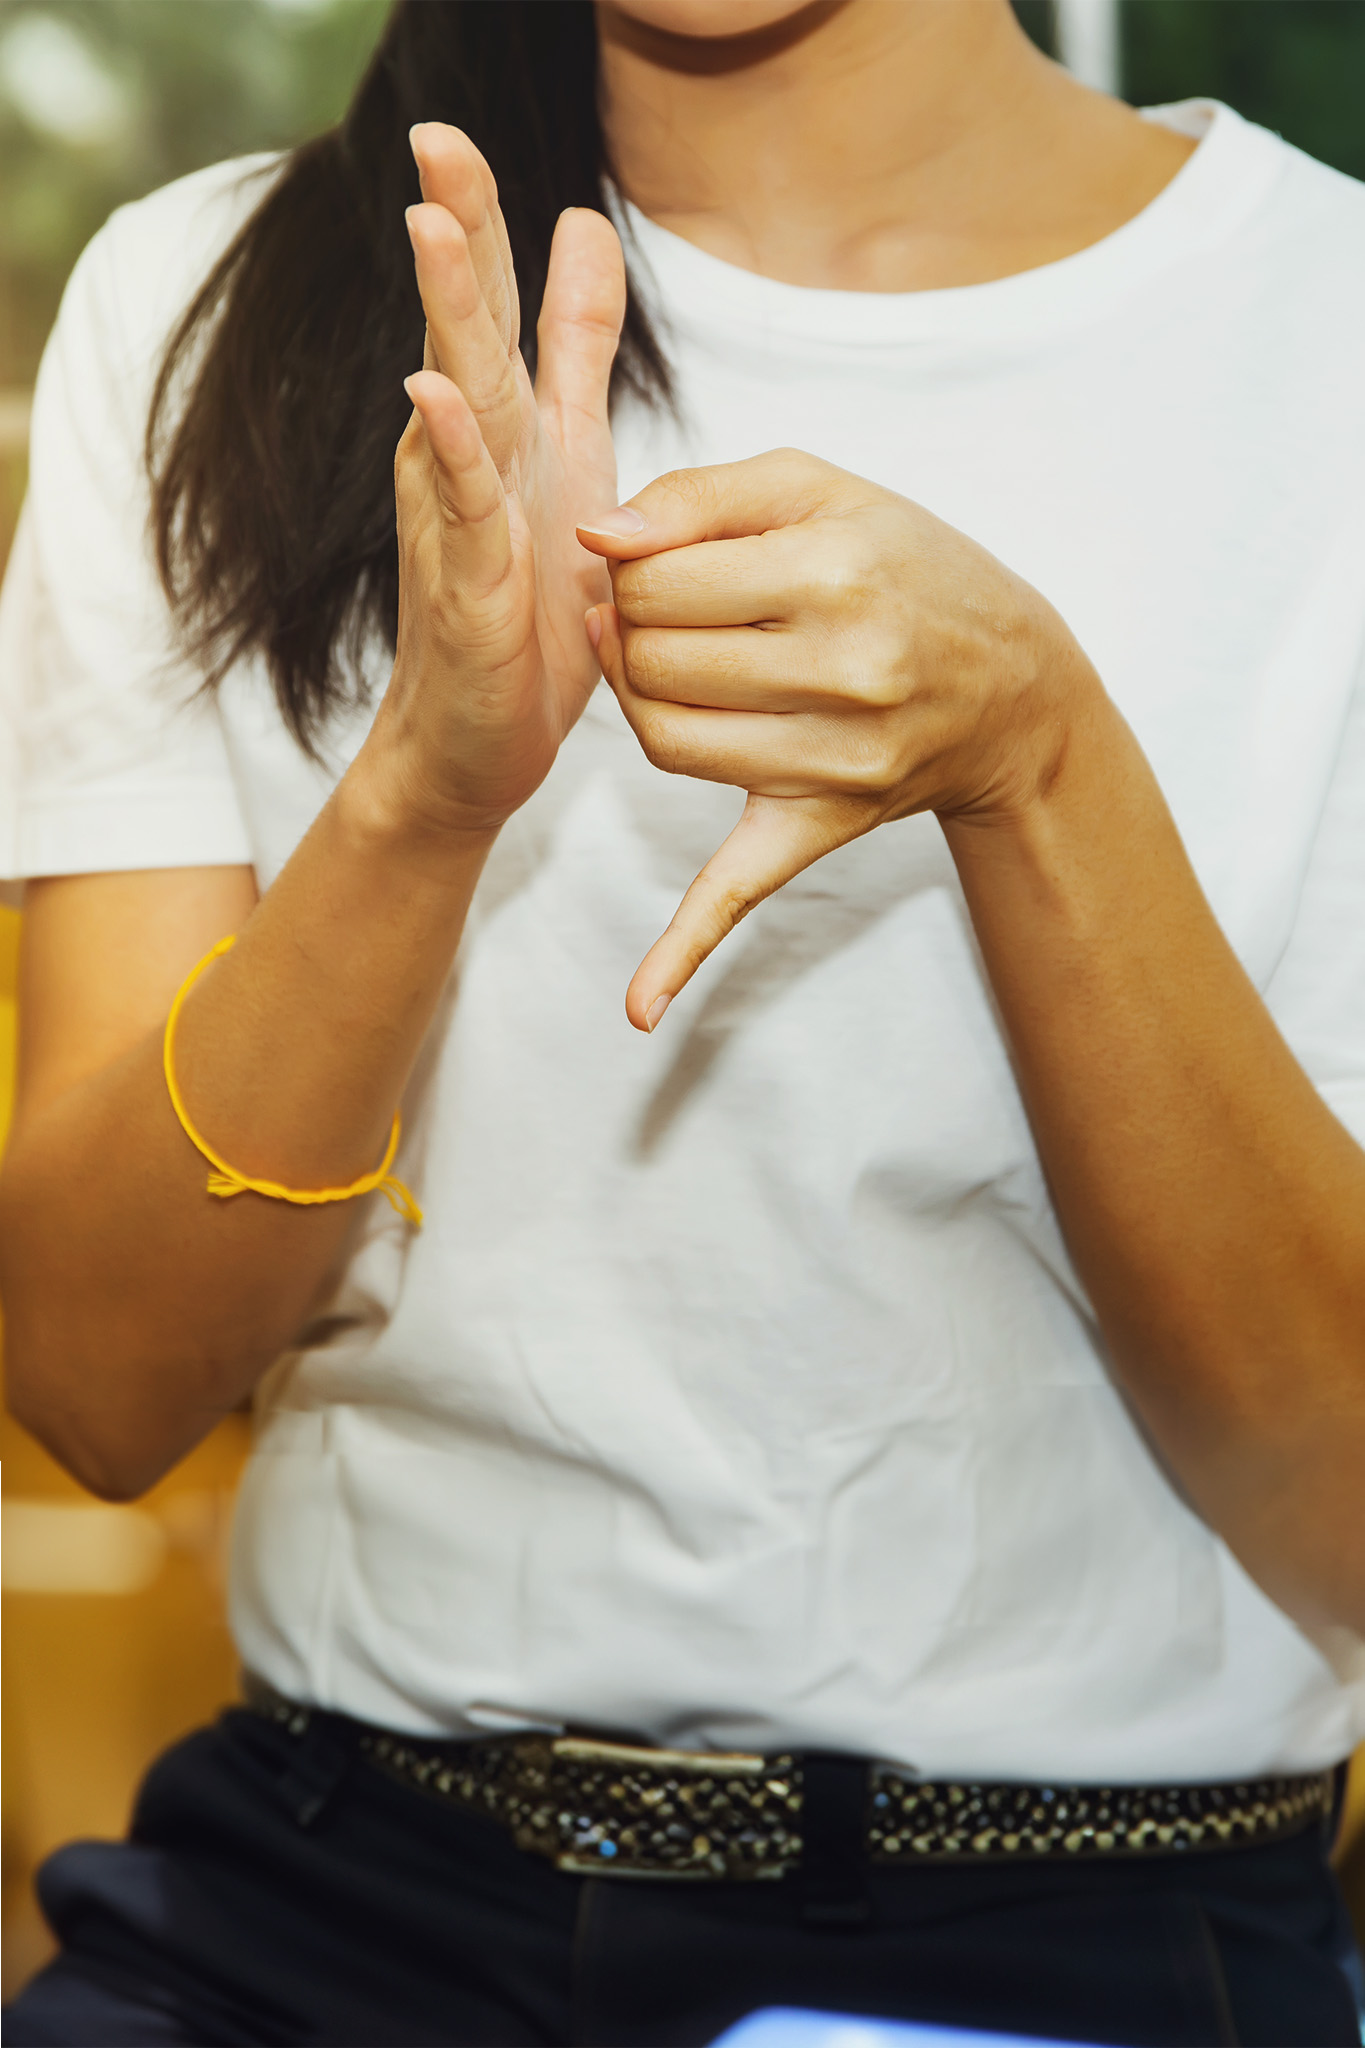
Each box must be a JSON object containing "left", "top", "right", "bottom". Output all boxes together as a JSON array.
[
  {"left": 571, "top": 443, "right": 1365, "bottom": 1622},
  {"left": 942, "top": 692, "right": 1365, "bottom": 1629},
  {"left": 0, "top": 123, "right": 622, "bottom": 1498},
  {"left": 0, "top": 741, "right": 494, "bottom": 1497}
]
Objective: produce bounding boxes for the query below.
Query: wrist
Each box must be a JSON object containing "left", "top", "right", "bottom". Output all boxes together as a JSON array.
[
  {"left": 338, "top": 738, "right": 503, "bottom": 882},
  {"left": 938, "top": 616, "right": 1118, "bottom": 834},
  {"left": 939, "top": 677, "right": 1159, "bottom": 893}
]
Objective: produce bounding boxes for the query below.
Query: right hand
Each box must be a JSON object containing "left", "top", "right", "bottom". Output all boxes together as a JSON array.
[{"left": 368, "top": 124, "right": 626, "bottom": 841}]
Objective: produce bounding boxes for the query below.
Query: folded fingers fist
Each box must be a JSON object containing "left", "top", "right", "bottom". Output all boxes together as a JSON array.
[
  {"left": 578, "top": 448, "right": 1076, "bottom": 1029},
  {"left": 588, "top": 598, "right": 882, "bottom": 1030}
]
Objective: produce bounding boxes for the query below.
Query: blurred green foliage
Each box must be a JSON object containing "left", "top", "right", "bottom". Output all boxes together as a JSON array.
[
  {"left": 1012, "top": 2, "right": 1057, "bottom": 59},
  {"left": 1124, "top": 1, "right": 1365, "bottom": 183},
  {"left": 0, "top": 0, "right": 387, "bottom": 384}
]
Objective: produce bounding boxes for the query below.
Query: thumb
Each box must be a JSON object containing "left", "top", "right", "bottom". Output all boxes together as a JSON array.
[{"left": 534, "top": 208, "right": 625, "bottom": 435}]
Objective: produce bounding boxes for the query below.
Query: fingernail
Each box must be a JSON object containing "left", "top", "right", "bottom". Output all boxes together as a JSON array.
[
  {"left": 578, "top": 506, "right": 646, "bottom": 539},
  {"left": 644, "top": 993, "right": 671, "bottom": 1032},
  {"left": 584, "top": 607, "right": 602, "bottom": 650}
]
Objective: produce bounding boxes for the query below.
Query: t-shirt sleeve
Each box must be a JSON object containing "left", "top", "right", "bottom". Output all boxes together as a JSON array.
[
  {"left": 0, "top": 172, "right": 262, "bottom": 883},
  {"left": 1265, "top": 649, "right": 1365, "bottom": 1150}
]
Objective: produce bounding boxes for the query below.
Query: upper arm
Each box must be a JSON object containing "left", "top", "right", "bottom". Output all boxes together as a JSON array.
[
  {"left": 12, "top": 866, "right": 258, "bottom": 1137},
  {"left": 2, "top": 197, "right": 268, "bottom": 1145}
]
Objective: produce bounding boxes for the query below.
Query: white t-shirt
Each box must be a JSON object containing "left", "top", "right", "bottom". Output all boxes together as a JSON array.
[{"left": 4, "top": 101, "right": 1364, "bottom": 1781}]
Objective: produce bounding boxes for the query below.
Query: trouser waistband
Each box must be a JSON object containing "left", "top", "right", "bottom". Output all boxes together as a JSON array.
[{"left": 241, "top": 1674, "right": 1339, "bottom": 1911}]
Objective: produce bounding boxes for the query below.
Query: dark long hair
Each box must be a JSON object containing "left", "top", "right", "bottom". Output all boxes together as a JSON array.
[{"left": 147, "top": 1, "right": 669, "bottom": 751}]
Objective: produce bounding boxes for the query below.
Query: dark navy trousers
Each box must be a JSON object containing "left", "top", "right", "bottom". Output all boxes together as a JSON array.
[{"left": 5, "top": 1707, "right": 1360, "bottom": 2046}]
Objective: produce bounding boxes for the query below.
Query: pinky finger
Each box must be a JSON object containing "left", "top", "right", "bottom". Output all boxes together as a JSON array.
[{"left": 404, "top": 369, "right": 512, "bottom": 595}]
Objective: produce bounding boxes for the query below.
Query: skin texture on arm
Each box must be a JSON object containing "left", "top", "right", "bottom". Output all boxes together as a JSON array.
[
  {"left": 942, "top": 745, "right": 1365, "bottom": 1639},
  {"left": 578, "top": 451, "right": 1365, "bottom": 1636},
  {"left": 1, "top": 811, "right": 494, "bottom": 1499},
  {"left": 0, "top": 128, "right": 626, "bottom": 1498}
]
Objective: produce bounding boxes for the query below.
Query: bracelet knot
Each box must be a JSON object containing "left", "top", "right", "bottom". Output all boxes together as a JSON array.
[{"left": 163, "top": 934, "right": 423, "bottom": 1229}]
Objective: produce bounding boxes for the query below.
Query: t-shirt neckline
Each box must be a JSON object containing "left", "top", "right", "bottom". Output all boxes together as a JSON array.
[{"left": 616, "top": 101, "right": 1285, "bottom": 348}]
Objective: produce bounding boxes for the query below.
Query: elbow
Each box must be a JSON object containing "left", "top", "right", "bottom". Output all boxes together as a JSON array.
[
  {"left": 5, "top": 1351, "right": 166, "bottom": 1501},
  {"left": 1, "top": 1278, "right": 180, "bottom": 1500},
  {"left": 1, "top": 1194, "right": 191, "bottom": 1499},
  {"left": 2, "top": 1249, "right": 260, "bottom": 1499},
  {"left": 1189, "top": 1410, "right": 1365, "bottom": 1645}
]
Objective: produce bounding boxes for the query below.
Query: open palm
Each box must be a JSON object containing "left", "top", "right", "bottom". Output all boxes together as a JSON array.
[{"left": 390, "top": 124, "right": 625, "bottom": 833}]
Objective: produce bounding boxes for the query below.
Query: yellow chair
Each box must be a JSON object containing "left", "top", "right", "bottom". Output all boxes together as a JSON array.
[{"left": 0, "top": 905, "right": 17, "bottom": 1155}]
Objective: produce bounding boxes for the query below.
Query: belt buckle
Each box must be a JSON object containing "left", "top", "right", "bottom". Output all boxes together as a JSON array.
[
  {"left": 545, "top": 1736, "right": 795, "bottom": 1878},
  {"left": 551, "top": 1736, "right": 769, "bottom": 1775}
]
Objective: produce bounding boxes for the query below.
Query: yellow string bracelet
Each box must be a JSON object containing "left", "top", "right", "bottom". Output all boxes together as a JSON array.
[{"left": 163, "top": 934, "right": 423, "bottom": 1228}]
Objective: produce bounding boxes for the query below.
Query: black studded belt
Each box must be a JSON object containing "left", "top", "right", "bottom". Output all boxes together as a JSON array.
[{"left": 245, "top": 1679, "right": 1336, "bottom": 1883}]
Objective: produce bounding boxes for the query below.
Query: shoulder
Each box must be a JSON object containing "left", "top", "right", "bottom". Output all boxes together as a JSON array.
[
  {"left": 1227, "top": 111, "right": 1365, "bottom": 314},
  {"left": 1268, "top": 144, "right": 1365, "bottom": 255},
  {"left": 1175, "top": 106, "right": 1365, "bottom": 460},
  {"left": 29, "top": 153, "right": 290, "bottom": 495},
  {"left": 93, "top": 149, "right": 287, "bottom": 290},
  {"left": 48, "top": 153, "right": 289, "bottom": 398}
]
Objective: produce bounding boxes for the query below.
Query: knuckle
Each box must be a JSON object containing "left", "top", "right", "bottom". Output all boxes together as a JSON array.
[
  {"left": 622, "top": 631, "right": 673, "bottom": 699},
  {"left": 613, "top": 558, "right": 678, "bottom": 624},
  {"left": 767, "top": 446, "right": 815, "bottom": 481},
  {"left": 610, "top": 561, "right": 653, "bottom": 622},
  {"left": 713, "top": 876, "right": 768, "bottom": 930},
  {"left": 838, "top": 731, "right": 898, "bottom": 796},
  {"left": 766, "top": 446, "right": 835, "bottom": 513},
  {"left": 655, "top": 466, "right": 714, "bottom": 519},
  {"left": 637, "top": 710, "right": 684, "bottom": 776},
  {"left": 711, "top": 641, "right": 751, "bottom": 692},
  {"left": 813, "top": 541, "right": 880, "bottom": 615},
  {"left": 842, "top": 632, "right": 910, "bottom": 710},
  {"left": 852, "top": 673, "right": 904, "bottom": 712},
  {"left": 465, "top": 354, "right": 517, "bottom": 414}
]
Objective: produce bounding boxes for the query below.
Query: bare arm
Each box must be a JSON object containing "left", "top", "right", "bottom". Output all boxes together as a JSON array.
[
  {"left": 579, "top": 450, "right": 1365, "bottom": 1634},
  {"left": 0, "top": 127, "right": 626, "bottom": 1498},
  {"left": 941, "top": 711, "right": 1365, "bottom": 1636},
  {"left": 1, "top": 806, "right": 488, "bottom": 1497}
]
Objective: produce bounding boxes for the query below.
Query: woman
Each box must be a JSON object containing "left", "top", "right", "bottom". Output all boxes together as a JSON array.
[{"left": 1, "top": 0, "right": 1363, "bottom": 2041}]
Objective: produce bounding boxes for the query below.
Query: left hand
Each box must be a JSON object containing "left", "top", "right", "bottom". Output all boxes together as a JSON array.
[
  {"left": 382, "top": 125, "right": 626, "bottom": 842},
  {"left": 577, "top": 448, "right": 1103, "bottom": 1030}
]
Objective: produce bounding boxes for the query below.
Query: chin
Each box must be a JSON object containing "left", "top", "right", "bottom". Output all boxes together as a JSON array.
[{"left": 606, "top": 0, "right": 831, "bottom": 39}]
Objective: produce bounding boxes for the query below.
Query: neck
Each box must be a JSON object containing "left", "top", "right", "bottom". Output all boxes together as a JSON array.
[{"left": 596, "top": 0, "right": 1196, "bottom": 292}]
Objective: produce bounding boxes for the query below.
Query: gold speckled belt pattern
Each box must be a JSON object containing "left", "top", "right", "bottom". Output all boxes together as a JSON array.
[{"left": 247, "top": 1688, "right": 1334, "bottom": 1881}]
